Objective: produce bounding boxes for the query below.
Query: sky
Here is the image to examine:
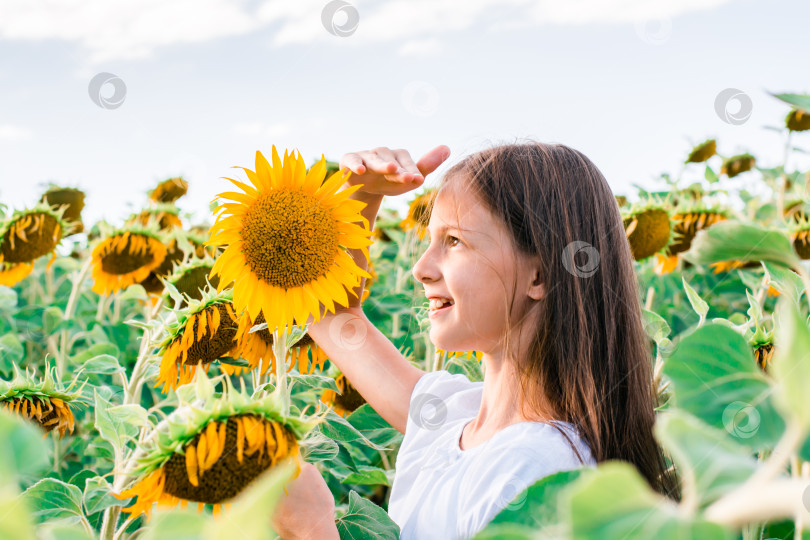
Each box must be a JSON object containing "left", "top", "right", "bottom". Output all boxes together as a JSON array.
[{"left": 0, "top": 0, "right": 808, "bottom": 229}]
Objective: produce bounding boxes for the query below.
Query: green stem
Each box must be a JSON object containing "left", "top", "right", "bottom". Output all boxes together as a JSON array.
[
  {"left": 272, "top": 326, "right": 290, "bottom": 416},
  {"left": 58, "top": 258, "right": 92, "bottom": 380}
]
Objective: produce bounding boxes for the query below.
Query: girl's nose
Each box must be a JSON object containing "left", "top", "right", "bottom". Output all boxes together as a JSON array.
[{"left": 412, "top": 247, "right": 439, "bottom": 284}]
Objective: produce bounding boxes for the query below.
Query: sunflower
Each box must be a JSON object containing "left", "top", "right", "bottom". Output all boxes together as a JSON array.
[
  {"left": 0, "top": 203, "right": 67, "bottom": 267},
  {"left": 0, "top": 262, "right": 35, "bottom": 287},
  {"left": 400, "top": 189, "right": 437, "bottom": 241},
  {"left": 154, "top": 289, "right": 243, "bottom": 394},
  {"left": 188, "top": 230, "right": 216, "bottom": 259},
  {"left": 234, "top": 310, "right": 329, "bottom": 376},
  {"left": 41, "top": 186, "right": 85, "bottom": 235},
  {"left": 709, "top": 260, "right": 760, "bottom": 273},
  {"left": 320, "top": 371, "right": 366, "bottom": 417},
  {"left": 436, "top": 348, "right": 483, "bottom": 362},
  {"left": 789, "top": 218, "right": 810, "bottom": 260},
  {"left": 786, "top": 109, "right": 810, "bottom": 132},
  {"left": 165, "top": 258, "right": 221, "bottom": 308},
  {"left": 115, "top": 379, "right": 321, "bottom": 517},
  {"left": 149, "top": 176, "right": 189, "bottom": 203},
  {"left": 91, "top": 225, "right": 168, "bottom": 296},
  {"left": 622, "top": 201, "right": 672, "bottom": 261},
  {"left": 140, "top": 235, "right": 188, "bottom": 295},
  {"left": 653, "top": 207, "right": 728, "bottom": 275},
  {"left": 0, "top": 365, "right": 86, "bottom": 439},
  {"left": 753, "top": 341, "right": 774, "bottom": 372},
  {"left": 720, "top": 153, "right": 756, "bottom": 178},
  {"left": 686, "top": 139, "right": 717, "bottom": 163},
  {"left": 133, "top": 203, "right": 183, "bottom": 231},
  {"left": 206, "top": 147, "right": 374, "bottom": 332},
  {"left": 615, "top": 195, "right": 627, "bottom": 208}
]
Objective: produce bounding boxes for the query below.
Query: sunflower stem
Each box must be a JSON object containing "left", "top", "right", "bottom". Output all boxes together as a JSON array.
[
  {"left": 58, "top": 257, "right": 92, "bottom": 380},
  {"left": 272, "top": 326, "right": 290, "bottom": 416}
]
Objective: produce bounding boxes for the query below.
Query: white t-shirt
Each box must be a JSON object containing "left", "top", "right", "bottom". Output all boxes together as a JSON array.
[{"left": 387, "top": 369, "right": 596, "bottom": 540}]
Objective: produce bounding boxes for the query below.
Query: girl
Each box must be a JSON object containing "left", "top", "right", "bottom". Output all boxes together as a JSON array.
[{"left": 271, "top": 142, "right": 678, "bottom": 539}]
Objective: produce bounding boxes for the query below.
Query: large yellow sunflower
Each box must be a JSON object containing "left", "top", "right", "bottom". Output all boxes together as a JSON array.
[
  {"left": 91, "top": 227, "right": 168, "bottom": 296},
  {"left": 206, "top": 147, "right": 374, "bottom": 332}
]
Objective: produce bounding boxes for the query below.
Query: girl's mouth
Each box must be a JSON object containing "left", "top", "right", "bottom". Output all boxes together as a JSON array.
[{"left": 429, "top": 299, "right": 454, "bottom": 318}]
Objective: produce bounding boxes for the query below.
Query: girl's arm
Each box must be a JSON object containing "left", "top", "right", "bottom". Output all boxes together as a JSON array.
[{"left": 306, "top": 146, "right": 450, "bottom": 433}]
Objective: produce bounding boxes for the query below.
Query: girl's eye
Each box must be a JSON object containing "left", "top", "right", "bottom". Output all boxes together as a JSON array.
[{"left": 446, "top": 235, "right": 461, "bottom": 247}]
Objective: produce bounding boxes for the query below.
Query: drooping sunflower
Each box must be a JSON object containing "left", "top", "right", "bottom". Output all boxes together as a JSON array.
[
  {"left": 154, "top": 289, "right": 243, "bottom": 394},
  {"left": 720, "top": 153, "right": 756, "bottom": 178},
  {"left": 206, "top": 147, "right": 374, "bottom": 332},
  {"left": 149, "top": 176, "right": 189, "bottom": 203},
  {"left": 400, "top": 189, "right": 437, "bottom": 241},
  {"left": 653, "top": 206, "right": 729, "bottom": 275},
  {"left": 784, "top": 198, "right": 809, "bottom": 222},
  {"left": 0, "top": 262, "right": 35, "bottom": 287},
  {"left": 234, "top": 310, "right": 329, "bottom": 376},
  {"left": 789, "top": 216, "right": 810, "bottom": 260},
  {"left": 0, "top": 365, "right": 86, "bottom": 439},
  {"left": 132, "top": 203, "right": 183, "bottom": 231},
  {"left": 622, "top": 200, "right": 672, "bottom": 261},
  {"left": 187, "top": 229, "right": 216, "bottom": 259},
  {"left": 165, "top": 258, "right": 221, "bottom": 308},
  {"left": 685, "top": 139, "right": 717, "bottom": 163},
  {"left": 786, "top": 108, "right": 810, "bottom": 132},
  {"left": 615, "top": 195, "right": 627, "bottom": 208},
  {"left": 320, "top": 371, "right": 366, "bottom": 417},
  {"left": 91, "top": 225, "right": 168, "bottom": 296},
  {"left": 709, "top": 260, "right": 760, "bottom": 274},
  {"left": 753, "top": 340, "right": 774, "bottom": 372},
  {"left": 41, "top": 186, "right": 86, "bottom": 235},
  {"left": 115, "top": 380, "right": 321, "bottom": 517},
  {"left": 0, "top": 203, "right": 67, "bottom": 266},
  {"left": 139, "top": 234, "right": 188, "bottom": 295}
]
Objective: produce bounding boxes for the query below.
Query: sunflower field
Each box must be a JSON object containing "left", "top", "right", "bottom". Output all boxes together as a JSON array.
[{"left": 1, "top": 90, "right": 810, "bottom": 540}]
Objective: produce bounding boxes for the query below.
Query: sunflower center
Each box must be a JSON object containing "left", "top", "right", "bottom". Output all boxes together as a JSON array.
[
  {"left": 334, "top": 374, "right": 366, "bottom": 412},
  {"left": 177, "top": 303, "right": 238, "bottom": 365},
  {"left": 240, "top": 190, "right": 339, "bottom": 288},
  {"left": 0, "top": 213, "right": 61, "bottom": 263},
  {"left": 100, "top": 234, "right": 160, "bottom": 275}
]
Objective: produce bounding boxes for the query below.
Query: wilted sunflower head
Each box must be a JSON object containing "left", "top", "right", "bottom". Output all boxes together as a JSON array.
[
  {"left": 752, "top": 340, "right": 774, "bottom": 372},
  {"left": 187, "top": 229, "right": 215, "bottom": 259},
  {"left": 0, "top": 261, "right": 35, "bottom": 287},
  {"left": 91, "top": 224, "right": 168, "bottom": 296},
  {"left": 41, "top": 186, "right": 85, "bottom": 235},
  {"left": 784, "top": 197, "right": 810, "bottom": 223},
  {"left": 206, "top": 147, "right": 374, "bottom": 332},
  {"left": 320, "top": 371, "right": 366, "bottom": 417},
  {"left": 399, "top": 189, "right": 437, "bottom": 241},
  {"left": 720, "top": 153, "right": 756, "bottom": 178},
  {"left": 621, "top": 200, "right": 672, "bottom": 261},
  {"left": 685, "top": 139, "right": 717, "bottom": 163},
  {"left": 0, "top": 203, "right": 67, "bottom": 266},
  {"left": 155, "top": 289, "right": 242, "bottom": 394},
  {"left": 149, "top": 176, "right": 189, "bottom": 203},
  {"left": 132, "top": 203, "right": 183, "bottom": 231},
  {"left": 234, "top": 310, "right": 328, "bottom": 376},
  {"left": 0, "top": 365, "right": 87, "bottom": 439},
  {"left": 116, "top": 377, "right": 323, "bottom": 517},
  {"left": 139, "top": 233, "right": 192, "bottom": 295},
  {"left": 786, "top": 108, "right": 810, "bottom": 132},
  {"left": 789, "top": 216, "right": 810, "bottom": 260}
]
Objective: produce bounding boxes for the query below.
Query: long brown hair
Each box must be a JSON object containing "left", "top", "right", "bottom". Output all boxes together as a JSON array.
[{"left": 420, "top": 140, "right": 679, "bottom": 498}]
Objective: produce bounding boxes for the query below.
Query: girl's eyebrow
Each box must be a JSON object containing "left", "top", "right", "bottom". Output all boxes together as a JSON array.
[{"left": 426, "top": 224, "right": 475, "bottom": 239}]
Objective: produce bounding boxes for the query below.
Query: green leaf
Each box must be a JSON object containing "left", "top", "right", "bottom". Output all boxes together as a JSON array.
[
  {"left": 140, "top": 509, "right": 207, "bottom": 540},
  {"left": 336, "top": 491, "right": 400, "bottom": 540},
  {"left": 70, "top": 343, "right": 119, "bottom": 366},
  {"left": 772, "top": 296, "right": 810, "bottom": 429},
  {"left": 342, "top": 466, "right": 394, "bottom": 486},
  {"left": 662, "top": 324, "right": 785, "bottom": 449},
  {"left": 762, "top": 261, "right": 805, "bottom": 307},
  {"left": 320, "top": 411, "right": 387, "bottom": 452},
  {"left": 82, "top": 476, "right": 119, "bottom": 516},
  {"left": 683, "top": 221, "right": 800, "bottom": 270},
  {"left": 472, "top": 523, "right": 538, "bottom": 539},
  {"left": 484, "top": 469, "right": 584, "bottom": 530},
  {"left": 93, "top": 390, "right": 148, "bottom": 454},
  {"left": 0, "top": 412, "right": 49, "bottom": 479},
  {"left": 655, "top": 411, "right": 757, "bottom": 509},
  {"left": 346, "top": 405, "right": 403, "bottom": 448},
  {"left": 0, "top": 484, "right": 36, "bottom": 540},
  {"left": 288, "top": 372, "right": 339, "bottom": 394},
  {"left": 705, "top": 165, "right": 719, "bottom": 183},
  {"left": 35, "top": 522, "right": 95, "bottom": 540},
  {"left": 682, "top": 277, "right": 709, "bottom": 320},
  {"left": 771, "top": 92, "right": 810, "bottom": 111},
  {"left": 0, "top": 334, "right": 24, "bottom": 375},
  {"left": 43, "top": 306, "right": 65, "bottom": 334},
  {"left": 567, "top": 462, "right": 732, "bottom": 540},
  {"left": 300, "top": 431, "right": 340, "bottom": 462},
  {"left": 80, "top": 354, "right": 124, "bottom": 375},
  {"left": 0, "top": 286, "right": 18, "bottom": 311},
  {"left": 22, "top": 478, "right": 84, "bottom": 524}
]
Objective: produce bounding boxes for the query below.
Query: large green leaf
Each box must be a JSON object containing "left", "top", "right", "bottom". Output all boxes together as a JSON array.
[
  {"left": 22, "top": 478, "right": 84, "bottom": 524},
  {"left": 82, "top": 476, "right": 119, "bottom": 516},
  {"left": 93, "top": 390, "right": 148, "bottom": 454},
  {"left": 763, "top": 262, "right": 805, "bottom": 308},
  {"left": 140, "top": 509, "right": 207, "bottom": 540},
  {"left": 662, "top": 323, "right": 785, "bottom": 449},
  {"left": 655, "top": 411, "right": 757, "bottom": 509},
  {"left": 683, "top": 221, "right": 800, "bottom": 270},
  {"left": 320, "top": 410, "right": 387, "bottom": 451},
  {"left": 342, "top": 465, "right": 394, "bottom": 487},
  {"left": 771, "top": 92, "right": 810, "bottom": 111},
  {"left": 335, "top": 491, "right": 400, "bottom": 540},
  {"left": 567, "top": 462, "right": 732, "bottom": 540},
  {"left": 346, "top": 404, "right": 402, "bottom": 448},
  {"left": 772, "top": 296, "right": 810, "bottom": 429}
]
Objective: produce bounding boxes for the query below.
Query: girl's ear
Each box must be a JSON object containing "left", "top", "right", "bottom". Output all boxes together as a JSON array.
[{"left": 527, "top": 262, "right": 545, "bottom": 301}]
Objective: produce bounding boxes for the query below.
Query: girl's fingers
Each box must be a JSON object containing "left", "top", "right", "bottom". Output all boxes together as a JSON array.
[
  {"left": 392, "top": 149, "right": 424, "bottom": 180},
  {"left": 360, "top": 150, "right": 398, "bottom": 174},
  {"left": 340, "top": 153, "right": 366, "bottom": 175},
  {"left": 416, "top": 145, "right": 451, "bottom": 176}
]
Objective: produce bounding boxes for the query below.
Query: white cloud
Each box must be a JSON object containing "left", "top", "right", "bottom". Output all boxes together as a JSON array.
[
  {"left": 0, "top": 0, "right": 735, "bottom": 63},
  {"left": 0, "top": 124, "right": 33, "bottom": 141},
  {"left": 398, "top": 38, "right": 443, "bottom": 57}
]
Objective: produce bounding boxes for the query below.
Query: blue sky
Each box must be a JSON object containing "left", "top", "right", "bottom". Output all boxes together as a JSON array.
[{"left": 0, "top": 0, "right": 808, "bottom": 228}]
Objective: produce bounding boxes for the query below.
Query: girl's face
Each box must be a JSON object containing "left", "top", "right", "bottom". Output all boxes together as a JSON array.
[{"left": 412, "top": 182, "right": 545, "bottom": 355}]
